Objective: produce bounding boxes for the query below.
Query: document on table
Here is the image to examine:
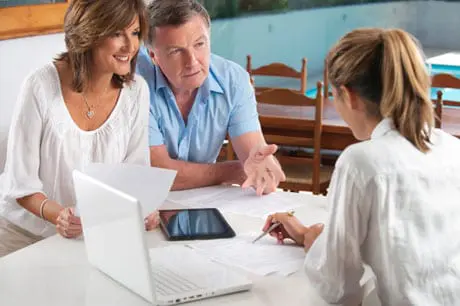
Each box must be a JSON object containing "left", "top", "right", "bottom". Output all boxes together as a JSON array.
[
  {"left": 80, "top": 163, "right": 176, "bottom": 218},
  {"left": 187, "top": 233, "right": 306, "bottom": 276},
  {"left": 168, "top": 186, "right": 304, "bottom": 219},
  {"left": 167, "top": 185, "right": 231, "bottom": 205}
]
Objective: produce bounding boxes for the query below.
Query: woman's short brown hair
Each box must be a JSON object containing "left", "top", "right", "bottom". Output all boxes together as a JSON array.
[{"left": 56, "top": 0, "right": 148, "bottom": 92}]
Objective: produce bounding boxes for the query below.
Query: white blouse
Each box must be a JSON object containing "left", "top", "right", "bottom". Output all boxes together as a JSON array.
[
  {"left": 305, "top": 118, "right": 460, "bottom": 306},
  {"left": 0, "top": 63, "right": 150, "bottom": 237}
]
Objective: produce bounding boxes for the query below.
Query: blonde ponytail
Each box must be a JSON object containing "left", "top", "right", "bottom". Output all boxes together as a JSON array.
[
  {"left": 379, "top": 30, "right": 433, "bottom": 152},
  {"left": 327, "top": 28, "right": 434, "bottom": 152}
]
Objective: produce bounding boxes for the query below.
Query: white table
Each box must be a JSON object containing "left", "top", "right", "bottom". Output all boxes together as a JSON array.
[{"left": 0, "top": 187, "right": 375, "bottom": 306}]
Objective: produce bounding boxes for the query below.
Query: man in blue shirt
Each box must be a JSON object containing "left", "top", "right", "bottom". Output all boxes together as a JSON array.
[{"left": 138, "top": 0, "right": 285, "bottom": 213}]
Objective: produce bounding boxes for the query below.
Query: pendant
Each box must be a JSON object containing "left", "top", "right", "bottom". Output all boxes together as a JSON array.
[{"left": 87, "top": 110, "right": 95, "bottom": 119}]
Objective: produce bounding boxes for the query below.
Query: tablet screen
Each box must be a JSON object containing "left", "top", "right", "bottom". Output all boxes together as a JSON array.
[{"left": 158, "top": 208, "right": 235, "bottom": 240}]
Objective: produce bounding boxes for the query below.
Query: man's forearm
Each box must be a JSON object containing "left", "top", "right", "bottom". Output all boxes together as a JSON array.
[{"left": 152, "top": 159, "right": 245, "bottom": 190}]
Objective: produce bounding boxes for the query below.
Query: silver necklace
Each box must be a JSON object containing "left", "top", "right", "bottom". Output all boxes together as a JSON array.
[{"left": 81, "top": 87, "right": 108, "bottom": 119}]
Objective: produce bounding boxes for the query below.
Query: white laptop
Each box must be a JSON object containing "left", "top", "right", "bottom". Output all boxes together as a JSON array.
[{"left": 73, "top": 170, "right": 252, "bottom": 305}]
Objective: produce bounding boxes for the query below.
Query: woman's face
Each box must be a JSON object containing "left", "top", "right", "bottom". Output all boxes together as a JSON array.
[
  {"left": 92, "top": 16, "right": 140, "bottom": 76},
  {"left": 332, "top": 86, "right": 372, "bottom": 141}
]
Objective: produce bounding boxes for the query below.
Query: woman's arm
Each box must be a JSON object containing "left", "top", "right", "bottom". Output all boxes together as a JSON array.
[
  {"left": 3, "top": 72, "right": 81, "bottom": 238},
  {"left": 304, "top": 164, "right": 371, "bottom": 305},
  {"left": 16, "top": 193, "right": 62, "bottom": 224}
]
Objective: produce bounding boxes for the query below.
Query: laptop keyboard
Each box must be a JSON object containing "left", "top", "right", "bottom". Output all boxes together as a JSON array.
[{"left": 151, "top": 265, "right": 202, "bottom": 296}]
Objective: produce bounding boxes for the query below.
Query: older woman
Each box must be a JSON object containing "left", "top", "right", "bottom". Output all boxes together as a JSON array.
[{"left": 0, "top": 0, "right": 150, "bottom": 257}]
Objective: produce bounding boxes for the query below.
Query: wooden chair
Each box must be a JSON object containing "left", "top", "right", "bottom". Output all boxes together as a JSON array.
[
  {"left": 247, "top": 55, "right": 307, "bottom": 94},
  {"left": 256, "top": 83, "right": 334, "bottom": 195},
  {"left": 217, "top": 135, "right": 235, "bottom": 162},
  {"left": 431, "top": 73, "right": 460, "bottom": 128},
  {"left": 323, "top": 58, "right": 333, "bottom": 98},
  {"left": 434, "top": 90, "right": 443, "bottom": 129}
]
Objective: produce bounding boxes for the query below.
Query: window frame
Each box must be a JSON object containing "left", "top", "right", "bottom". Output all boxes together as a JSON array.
[{"left": 0, "top": 1, "right": 69, "bottom": 41}]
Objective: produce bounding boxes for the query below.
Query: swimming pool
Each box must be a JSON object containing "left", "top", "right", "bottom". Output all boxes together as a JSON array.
[{"left": 306, "top": 63, "right": 460, "bottom": 102}]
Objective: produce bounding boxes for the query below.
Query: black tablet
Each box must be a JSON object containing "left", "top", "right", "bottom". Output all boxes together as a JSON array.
[{"left": 158, "top": 208, "right": 236, "bottom": 241}]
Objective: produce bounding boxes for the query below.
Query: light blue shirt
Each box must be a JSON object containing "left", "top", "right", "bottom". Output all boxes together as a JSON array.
[{"left": 136, "top": 46, "right": 261, "bottom": 163}]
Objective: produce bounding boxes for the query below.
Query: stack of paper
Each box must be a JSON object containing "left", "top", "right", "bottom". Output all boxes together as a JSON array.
[
  {"left": 187, "top": 233, "right": 306, "bottom": 276},
  {"left": 168, "top": 186, "right": 304, "bottom": 219}
]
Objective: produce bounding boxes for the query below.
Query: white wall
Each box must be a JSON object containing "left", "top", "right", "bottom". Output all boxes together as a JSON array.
[
  {"left": 416, "top": 1, "right": 460, "bottom": 50},
  {"left": 211, "top": 2, "right": 417, "bottom": 76}
]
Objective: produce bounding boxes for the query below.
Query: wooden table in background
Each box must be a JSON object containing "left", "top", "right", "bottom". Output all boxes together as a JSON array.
[{"left": 257, "top": 99, "right": 460, "bottom": 151}]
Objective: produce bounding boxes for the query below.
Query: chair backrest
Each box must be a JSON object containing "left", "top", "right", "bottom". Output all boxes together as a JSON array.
[
  {"left": 432, "top": 73, "right": 460, "bottom": 106},
  {"left": 256, "top": 83, "right": 324, "bottom": 193},
  {"left": 323, "top": 59, "right": 333, "bottom": 99},
  {"left": 247, "top": 55, "right": 307, "bottom": 94},
  {"left": 431, "top": 73, "right": 460, "bottom": 128},
  {"left": 434, "top": 90, "right": 443, "bottom": 129}
]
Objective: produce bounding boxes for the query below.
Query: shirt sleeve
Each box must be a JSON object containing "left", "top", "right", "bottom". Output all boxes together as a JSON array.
[
  {"left": 136, "top": 46, "right": 165, "bottom": 147},
  {"left": 304, "top": 162, "right": 371, "bottom": 304},
  {"left": 227, "top": 68, "right": 261, "bottom": 139},
  {"left": 2, "top": 74, "right": 46, "bottom": 201},
  {"left": 123, "top": 78, "right": 151, "bottom": 166},
  {"left": 148, "top": 101, "right": 165, "bottom": 147}
]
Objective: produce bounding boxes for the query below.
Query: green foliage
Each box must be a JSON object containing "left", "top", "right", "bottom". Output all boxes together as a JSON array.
[
  {"left": 239, "top": 0, "right": 289, "bottom": 13},
  {"left": 200, "top": 0, "right": 460, "bottom": 19}
]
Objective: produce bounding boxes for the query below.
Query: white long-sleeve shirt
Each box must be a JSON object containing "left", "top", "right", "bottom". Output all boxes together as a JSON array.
[
  {"left": 0, "top": 63, "right": 150, "bottom": 237},
  {"left": 305, "top": 118, "right": 460, "bottom": 306}
]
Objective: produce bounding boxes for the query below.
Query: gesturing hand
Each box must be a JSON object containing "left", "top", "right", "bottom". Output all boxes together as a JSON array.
[{"left": 242, "top": 144, "right": 286, "bottom": 195}]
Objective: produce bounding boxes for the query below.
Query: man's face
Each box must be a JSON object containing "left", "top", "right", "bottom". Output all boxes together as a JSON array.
[{"left": 150, "top": 14, "right": 210, "bottom": 92}]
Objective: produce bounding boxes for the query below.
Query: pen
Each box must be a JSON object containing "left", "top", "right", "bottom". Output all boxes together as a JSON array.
[{"left": 252, "top": 210, "right": 295, "bottom": 244}]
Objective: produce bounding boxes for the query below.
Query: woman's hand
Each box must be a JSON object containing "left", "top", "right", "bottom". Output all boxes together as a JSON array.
[
  {"left": 263, "top": 212, "right": 324, "bottom": 250},
  {"left": 56, "top": 207, "right": 82, "bottom": 238},
  {"left": 302, "top": 223, "right": 324, "bottom": 252},
  {"left": 144, "top": 211, "right": 160, "bottom": 231},
  {"left": 262, "top": 212, "right": 309, "bottom": 245}
]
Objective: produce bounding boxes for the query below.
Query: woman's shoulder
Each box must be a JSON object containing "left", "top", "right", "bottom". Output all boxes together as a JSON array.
[
  {"left": 17, "top": 63, "right": 60, "bottom": 110},
  {"left": 24, "top": 63, "right": 58, "bottom": 87},
  {"left": 334, "top": 133, "right": 402, "bottom": 179},
  {"left": 124, "top": 74, "right": 148, "bottom": 94},
  {"left": 118, "top": 74, "right": 149, "bottom": 117},
  {"left": 121, "top": 74, "right": 149, "bottom": 104}
]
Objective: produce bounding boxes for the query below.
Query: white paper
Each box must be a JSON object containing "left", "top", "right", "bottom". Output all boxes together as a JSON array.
[
  {"left": 167, "top": 185, "right": 231, "bottom": 205},
  {"left": 169, "top": 186, "right": 304, "bottom": 219},
  {"left": 187, "top": 233, "right": 306, "bottom": 276},
  {"left": 80, "top": 163, "right": 177, "bottom": 218}
]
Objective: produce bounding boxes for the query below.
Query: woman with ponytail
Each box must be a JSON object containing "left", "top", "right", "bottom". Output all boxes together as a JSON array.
[{"left": 262, "top": 28, "right": 460, "bottom": 305}]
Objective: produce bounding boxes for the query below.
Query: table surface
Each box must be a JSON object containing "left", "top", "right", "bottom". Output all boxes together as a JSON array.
[
  {"left": 257, "top": 99, "right": 460, "bottom": 138},
  {"left": 0, "top": 187, "right": 374, "bottom": 306}
]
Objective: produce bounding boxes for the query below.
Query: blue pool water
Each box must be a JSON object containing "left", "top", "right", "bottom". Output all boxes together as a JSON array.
[{"left": 306, "top": 64, "right": 460, "bottom": 102}]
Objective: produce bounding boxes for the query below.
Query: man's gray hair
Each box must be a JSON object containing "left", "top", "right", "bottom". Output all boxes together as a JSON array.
[{"left": 146, "top": 0, "right": 211, "bottom": 48}]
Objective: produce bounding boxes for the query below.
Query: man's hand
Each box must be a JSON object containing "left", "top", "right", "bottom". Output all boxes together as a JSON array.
[{"left": 242, "top": 144, "right": 286, "bottom": 195}]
